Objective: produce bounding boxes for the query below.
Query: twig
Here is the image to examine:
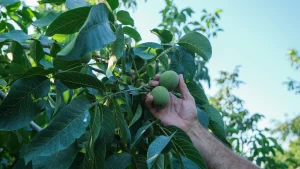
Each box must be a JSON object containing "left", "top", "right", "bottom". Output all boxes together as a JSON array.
[
  {"left": 30, "top": 121, "right": 43, "bottom": 132},
  {"left": 137, "top": 47, "right": 173, "bottom": 74},
  {"left": 91, "top": 86, "right": 145, "bottom": 107},
  {"left": 22, "top": 44, "right": 51, "bottom": 56},
  {"left": 90, "top": 66, "right": 105, "bottom": 74},
  {"left": 0, "top": 90, "right": 43, "bottom": 132},
  {"left": 92, "top": 54, "right": 108, "bottom": 61}
]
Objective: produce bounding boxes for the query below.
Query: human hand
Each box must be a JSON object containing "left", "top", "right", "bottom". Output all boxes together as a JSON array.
[{"left": 145, "top": 74, "right": 199, "bottom": 133}]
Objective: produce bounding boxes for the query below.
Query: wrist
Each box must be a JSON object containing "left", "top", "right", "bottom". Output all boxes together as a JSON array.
[{"left": 186, "top": 121, "right": 204, "bottom": 137}]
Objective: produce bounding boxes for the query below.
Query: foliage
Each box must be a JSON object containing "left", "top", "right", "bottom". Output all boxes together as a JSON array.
[
  {"left": 210, "top": 66, "right": 286, "bottom": 168},
  {"left": 0, "top": 0, "right": 227, "bottom": 169},
  {"left": 283, "top": 49, "right": 300, "bottom": 94},
  {"left": 270, "top": 48, "right": 300, "bottom": 169}
]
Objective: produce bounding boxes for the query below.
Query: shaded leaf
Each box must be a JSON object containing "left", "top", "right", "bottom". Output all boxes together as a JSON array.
[
  {"left": 187, "top": 81, "right": 208, "bottom": 105},
  {"left": 178, "top": 32, "right": 212, "bottom": 61},
  {"left": 8, "top": 42, "right": 26, "bottom": 68},
  {"left": 202, "top": 104, "right": 231, "bottom": 147},
  {"left": 32, "top": 142, "right": 78, "bottom": 169},
  {"left": 22, "top": 96, "right": 92, "bottom": 163},
  {"left": 0, "top": 76, "right": 50, "bottom": 131},
  {"left": 94, "top": 134, "right": 106, "bottom": 169},
  {"left": 163, "top": 126, "right": 207, "bottom": 169},
  {"left": 0, "top": 0, "right": 20, "bottom": 6},
  {"left": 169, "top": 46, "right": 196, "bottom": 81},
  {"left": 46, "top": 6, "right": 91, "bottom": 36},
  {"left": 55, "top": 71, "right": 104, "bottom": 91},
  {"left": 197, "top": 108, "right": 209, "bottom": 129},
  {"left": 30, "top": 40, "right": 45, "bottom": 64},
  {"left": 104, "top": 153, "right": 131, "bottom": 169},
  {"left": 99, "top": 105, "right": 115, "bottom": 146},
  {"left": 129, "top": 104, "right": 142, "bottom": 127},
  {"left": 131, "top": 154, "right": 147, "bottom": 169}
]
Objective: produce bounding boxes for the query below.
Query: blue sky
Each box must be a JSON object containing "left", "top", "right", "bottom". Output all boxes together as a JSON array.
[
  {"left": 126, "top": 0, "right": 300, "bottom": 128},
  {"left": 24, "top": 0, "right": 299, "bottom": 128}
]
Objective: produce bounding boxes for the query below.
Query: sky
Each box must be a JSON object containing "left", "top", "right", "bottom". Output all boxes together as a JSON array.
[{"left": 23, "top": 0, "right": 300, "bottom": 128}]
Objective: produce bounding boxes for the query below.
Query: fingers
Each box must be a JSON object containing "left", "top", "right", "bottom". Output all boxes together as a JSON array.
[
  {"left": 145, "top": 93, "right": 156, "bottom": 112},
  {"left": 153, "top": 74, "right": 160, "bottom": 81},
  {"left": 149, "top": 74, "right": 160, "bottom": 87},
  {"left": 178, "top": 74, "right": 193, "bottom": 100}
]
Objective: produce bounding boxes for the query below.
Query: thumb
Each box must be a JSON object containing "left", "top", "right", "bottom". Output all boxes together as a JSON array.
[{"left": 178, "top": 74, "right": 192, "bottom": 100}]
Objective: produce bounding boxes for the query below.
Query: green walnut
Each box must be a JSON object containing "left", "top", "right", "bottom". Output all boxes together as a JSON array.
[
  {"left": 151, "top": 86, "right": 170, "bottom": 109},
  {"left": 159, "top": 70, "right": 179, "bottom": 90}
]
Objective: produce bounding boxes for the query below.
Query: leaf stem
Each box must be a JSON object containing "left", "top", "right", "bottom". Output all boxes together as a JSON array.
[{"left": 137, "top": 47, "right": 173, "bottom": 74}]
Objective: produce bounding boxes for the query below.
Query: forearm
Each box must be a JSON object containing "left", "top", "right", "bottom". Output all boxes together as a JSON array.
[{"left": 187, "top": 122, "right": 259, "bottom": 169}]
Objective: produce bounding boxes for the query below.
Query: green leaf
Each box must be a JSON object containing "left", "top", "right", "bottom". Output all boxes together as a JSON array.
[
  {"left": 147, "top": 133, "right": 175, "bottom": 168},
  {"left": 113, "top": 100, "right": 129, "bottom": 144},
  {"left": 54, "top": 71, "right": 104, "bottom": 91},
  {"left": 147, "top": 65, "right": 155, "bottom": 78},
  {"left": 169, "top": 46, "right": 196, "bottom": 81},
  {"left": 54, "top": 80, "right": 73, "bottom": 116},
  {"left": 8, "top": 42, "right": 26, "bottom": 68},
  {"left": 31, "top": 142, "right": 78, "bottom": 169},
  {"left": 131, "top": 122, "right": 152, "bottom": 148},
  {"left": 20, "top": 67, "right": 55, "bottom": 79},
  {"left": 186, "top": 81, "right": 208, "bottom": 105},
  {"left": 178, "top": 31, "right": 212, "bottom": 61},
  {"left": 172, "top": 155, "right": 200, "bottom": 169},
  {"left": 46, "top": 6, "right": 91, "bottom": 36},
  {"left": 30, "top": 40, "right": 45, "bottom": 64},
  {"left": 106, "top": 0, "right": 119, "bottom": 10},
  {"left": 0, "top": 76, "right": 50, "bottom": 130},
  {"left": 163, "top": 126, "right": 208, "bottom": 169},
  {"left": 202, "top": 104, "right": 231, "bottom": 147},
  {"left": 94, "top": 134, "right": 106, "bottom": 169},
  {"left": 99, "top": 105, "right": 115, "bottom": 146},
  {"left": 107, "top": 25, "right": 124, "bottom": 78},
  {"left": 150, "top": 29, "right": 173, "bottom": 43},
  {"left": 38, "top": 0, "right": 65, "bottom": 5},
  {"left": 117, "top": 10, "right": 134, "bottom": 26},
  {"left": 66, "top": 0, "right": 88, "bottom": 9},
  {"left": 52, "top": 34, "right": 77, "bottom": 47},
  {"left": 112, "top": 25, "right": 125, "bottom": 60},
  {"left": 58, "top": 4, "right": 116, "bottom": 60},
  {"left": 131, "top": 154, "right": 147, "bottom": 169},
  {"left": 22, "top": 96, "right": 92, "bottom": 163},
  {"left": 123, "top": 26, "right": 141, "bottom": 42},
  {"left": 0, "top": 30, "right": 31, "bottom": 43},
  {"left": 83, "top": 106, "right": 101, "bottom": 169},
  {"left": 104, "top": 153, "right": 131, "bottom": 169},
  {"left": 128, "top": 104, "right": 142, "bottom": 127},
  {"left": 197, "top": 108, "right": 209, "bottom": 129},
  {"left": 0, "top": 0, "right": 20, "bottom": 6},
  {"left": 158, "top": 54, "right": 169, "bottom": 70},
  {"left": 53, "top": 57, "right": 86, "bottom": 71},
  {"left": 32, "top": 11, "right": 60, "bottom": 27}
]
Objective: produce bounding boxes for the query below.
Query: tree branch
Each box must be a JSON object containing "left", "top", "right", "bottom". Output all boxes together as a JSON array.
[
  {"left": 137, "top": 47, "right": 173, "bottom": 74},
  {"left": 90, "top": 66, "right": 105, "bottom": 74}
]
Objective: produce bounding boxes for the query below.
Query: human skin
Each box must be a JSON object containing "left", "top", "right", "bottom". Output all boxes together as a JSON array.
[{"left": 145, "top": 74, "right": 259, "bottom": 169}]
